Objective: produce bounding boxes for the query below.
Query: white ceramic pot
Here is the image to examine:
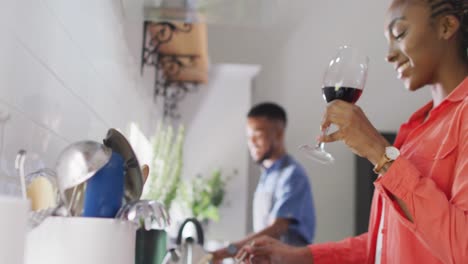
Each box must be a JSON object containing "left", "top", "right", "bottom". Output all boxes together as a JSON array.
[
  {"left": 0, "top": 196, "right": 29, "bottom": 264},
  {"left": 25, "top": 217, "right": 136, "bottom": 264}
]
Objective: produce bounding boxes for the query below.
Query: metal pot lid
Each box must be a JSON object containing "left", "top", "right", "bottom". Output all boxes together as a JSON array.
[{"left": 103, "top": 128, "right": 143, "bottom": 202}]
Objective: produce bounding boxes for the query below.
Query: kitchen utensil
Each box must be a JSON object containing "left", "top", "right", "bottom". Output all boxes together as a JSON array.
[
  {"left": 56, "top": 141, "right": 112, "bottom": 192},
  {"left": 27, "top": 202, "right": 68, "bottom": 229},
  {"left": 55, "top": 135, "right": 141, "bottom": 217},
  {"left": 124, "top": 199, "right": 171, "bottom": 264},
  {"left": 12, "top": 151, "right": 65, "bottom": 229},
  {"left": 26, "top": 167, "right": 67, "bottom": 229},
  {"left": 141, "top": 164, "right": 150, "bottom": 184},
  {"left": 55, "top": 140, "right": 112, "bottom": 216},
  {"left": 26, "top": 168, "right": 59, "bottom": 211},
  {"left": 14, "top": 150, "right": 27, "bottom": 199},
  {"left": 82, "top": 151, "right": 125, "bottom": 217},
  {"left": 117, "top": 199, "right": 170, "bottom": 230},
  {"left": 103, "top": 128, "right": 143, "bottom": 202}
]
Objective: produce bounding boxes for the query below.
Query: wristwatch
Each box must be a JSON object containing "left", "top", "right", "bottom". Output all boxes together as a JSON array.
[
  {"left": 226, "top": 243, "right": 238, "bottom": 255},
  {"left": 373, "top": 146, "right": 400, "bottom": 174}
]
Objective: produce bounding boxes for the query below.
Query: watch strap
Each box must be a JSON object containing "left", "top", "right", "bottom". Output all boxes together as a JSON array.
[{"left": 373, "top": 153, "right": 392, "bottom": 174}]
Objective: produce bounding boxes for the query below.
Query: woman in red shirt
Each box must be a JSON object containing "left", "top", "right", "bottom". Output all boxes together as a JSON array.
[{"left": 237, "top": 0, "right": 468, "bottom": 263}]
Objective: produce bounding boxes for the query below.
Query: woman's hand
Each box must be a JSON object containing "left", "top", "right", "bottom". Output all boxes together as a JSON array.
[
  {"left": 235, "top": 236, "right": 313, "bottom": 264},
  {"left": 319, "top": 100, "right": 390, "bottom": 165},
  {"left": 211, "top": 248, "right": 230, "bottom": 264}
]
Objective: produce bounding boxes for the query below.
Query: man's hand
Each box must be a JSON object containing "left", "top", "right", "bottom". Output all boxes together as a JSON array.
[
  {"left": 235, "top": 236, "right": 313, "bottom": 264},
  {"left": 211, "top": 218, "right": 291, "bottom": 263}
]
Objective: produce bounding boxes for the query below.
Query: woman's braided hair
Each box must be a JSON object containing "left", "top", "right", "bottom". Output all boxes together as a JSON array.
[{"left": 428, "top": 0, "right": 468, "bottom": 58}]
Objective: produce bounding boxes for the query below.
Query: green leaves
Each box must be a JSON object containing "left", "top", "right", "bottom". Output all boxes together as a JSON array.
[{"left": 182, "top": 169, "right": 229, "bottom": 222}]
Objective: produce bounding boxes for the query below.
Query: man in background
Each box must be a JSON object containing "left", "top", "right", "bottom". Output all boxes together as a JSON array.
[{"left": 212, "top": 102, "right": 316, "bottom": 262}]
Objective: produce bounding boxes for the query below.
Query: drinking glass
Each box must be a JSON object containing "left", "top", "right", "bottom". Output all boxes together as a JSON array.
[{"left": 300, "top": 45, "right": 369, "bottom": 164}]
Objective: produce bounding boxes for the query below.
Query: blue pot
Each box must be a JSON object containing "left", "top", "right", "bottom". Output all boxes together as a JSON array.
[{"left": 83, "top": 151, "right": 125, "bottom": 218}]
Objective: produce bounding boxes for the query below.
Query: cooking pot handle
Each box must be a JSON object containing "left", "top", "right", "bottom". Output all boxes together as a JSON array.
[{"left": 176, "top": 218, "right": 204, "bottom": 246}]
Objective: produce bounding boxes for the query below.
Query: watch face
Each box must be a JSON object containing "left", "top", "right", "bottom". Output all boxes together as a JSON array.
[
  {"left": 227, "top": 244, "right": 238, "bottom": 255},
  {"left": 386, "top": 146, "right": 400, "bottom": 160}
]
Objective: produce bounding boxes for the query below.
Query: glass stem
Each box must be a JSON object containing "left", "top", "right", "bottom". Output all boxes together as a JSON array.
[{"left": 316, "top": 127, "right": 330, "bottom": 151}]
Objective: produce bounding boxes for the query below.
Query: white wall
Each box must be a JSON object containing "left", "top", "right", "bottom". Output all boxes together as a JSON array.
[
  {"left": 0, "top": 0, "right": 435, "bottom": 246},
  {"left": 0, "top": 0, "right": 159, "bottom": 193},
  {"left": 207, "top": 0, "right": 432, "bottom": 243},
  {"left": 179, "top": 64, "right": 260, "bottom": 241}
]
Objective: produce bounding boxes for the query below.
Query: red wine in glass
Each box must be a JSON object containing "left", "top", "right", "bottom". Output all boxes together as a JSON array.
[
  {"left": 300, "top": 46, "right": 369, "bottom": 164},
  {"left": 322, "top": 86, "right": 363, "bottom": 103}
]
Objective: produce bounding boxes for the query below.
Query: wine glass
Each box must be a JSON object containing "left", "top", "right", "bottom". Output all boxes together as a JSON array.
[{"left": 300, "top": 45, "right": 369, "bottom": 164}]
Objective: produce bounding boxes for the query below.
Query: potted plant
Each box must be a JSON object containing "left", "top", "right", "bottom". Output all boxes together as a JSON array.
[{"left": 180, "top": 169, "right": 231, "bottom": 232}]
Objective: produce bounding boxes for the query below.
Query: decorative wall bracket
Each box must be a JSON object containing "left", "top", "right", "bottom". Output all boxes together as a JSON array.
[{"left": 141, "top": 21, "right": 204, "bottom": 119}]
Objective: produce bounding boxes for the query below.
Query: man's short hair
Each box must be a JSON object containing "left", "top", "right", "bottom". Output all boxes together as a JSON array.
[{"left": 247, "top": 102, "right": 287, "bottom": 127}]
